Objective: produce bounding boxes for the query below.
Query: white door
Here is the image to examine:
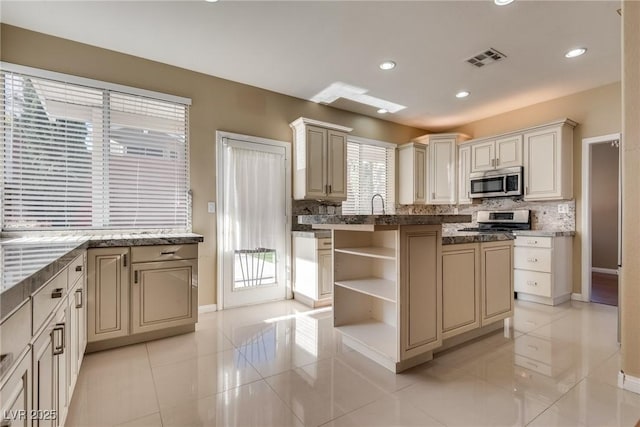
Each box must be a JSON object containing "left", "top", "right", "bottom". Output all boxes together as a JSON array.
[
  {"left": 471, "top": 140, "right": 495, "bottom": 172},
  {"left": 495, "top": 135, "right": 523, "bottom": 168},
  {"left": 429, "top": 138, "right": 456, "bottom": 204},
  {"left": 219, "top": 135, "right": 290, "bottom": 308}
]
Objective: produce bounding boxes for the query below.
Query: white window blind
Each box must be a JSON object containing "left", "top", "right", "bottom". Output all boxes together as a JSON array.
[
  {"left": 1, "top": 69, "right": 190, "bottom": 231},
  {"left": 342, "top": 140, "right": 395, "bottom": 215}
]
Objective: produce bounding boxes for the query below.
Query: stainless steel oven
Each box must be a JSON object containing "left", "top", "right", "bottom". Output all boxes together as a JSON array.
[{"left": 469, "top": 166, "right": 523, "bottom": 199}]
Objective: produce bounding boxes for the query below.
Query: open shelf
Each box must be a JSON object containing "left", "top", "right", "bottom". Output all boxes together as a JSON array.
[
  {"left": 336, "top": 320, "right": 396, "bottom": 361},
  {"left": 334, "top": 247, "right": 396, "bottom": 260},
  {"left": 334, "top": 278, "right": 396, "bottom": 303}
]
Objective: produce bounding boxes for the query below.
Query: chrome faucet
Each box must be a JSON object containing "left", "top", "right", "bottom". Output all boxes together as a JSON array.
[{"left": 371, "top": 193, "right": 385, "bottom": 215}]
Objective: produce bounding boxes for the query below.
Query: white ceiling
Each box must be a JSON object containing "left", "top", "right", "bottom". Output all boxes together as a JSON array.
[{"left": 0, "top": 0, "right": 621, "bottom": 131}]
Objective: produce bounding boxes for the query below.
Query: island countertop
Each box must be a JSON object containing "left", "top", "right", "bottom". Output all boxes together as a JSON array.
[{"left": 298, "top": 214, "right": 472, "bottom": 229}]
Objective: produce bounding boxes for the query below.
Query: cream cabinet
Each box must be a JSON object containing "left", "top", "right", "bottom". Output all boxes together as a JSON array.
[
  {"left": 67, "top": 254, "right": 87, "bottom": 400},
  {"left": 514, "top": 235, "right": 572, "bottom": 305},
  {"left": 523, "top": 120, "right": 576, "bottom": 200},
  {"left": 87, "top": 247, "right": 130, "bottom": 343},
  {"left": 428, "top": 136, "right": 458, "bottom": 204},
  {"left": 398, "top": 142, "right": 427, "bottom": 204},
  {"left": 332, "top": 225, "right": 441, "bottom": 373},
  {"left": 471, "top": 134, "right": 523, "bottom": 173},
  {"left": 290, "top": 117, "right": 352, "bottom": 201},
  {"left": 457, "top": 144, "right": 472, "bottom": 204},
  {"left": 0, "top": 350, "right": 31, "bottom": 427},
  {"left": 293, "top": 236, "right": 333, "bottom": 308},
  {"left": 481, "top": 241, "right": 514, "bottom": 326},
  {"left": 442, "top": 243, "right": 480, "bottom": 339}
]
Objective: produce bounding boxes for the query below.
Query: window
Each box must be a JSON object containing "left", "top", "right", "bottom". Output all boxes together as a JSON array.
[
  {"left": 1, "top": 64, "right": 191, "bottom": 231},
  {"left": 342, "top": 138, "right": 395, "bottom": 215}
]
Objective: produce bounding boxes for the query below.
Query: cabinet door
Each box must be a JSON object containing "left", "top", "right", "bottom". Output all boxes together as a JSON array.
[
  {"left": 131, "top": 259, "right": 197, "bottom": 334},
  {"left": 458, "top": 145, "right": 472, "bottom": 204},
  {"left": 87, "top": 248, "right": 130, "bottom": 342},
  {"left": 55, "top": 309, "right": 68, "bottom": 426},
  {"left": 481, "top": 242, "right": 514, "bottom": 326},
  {"left": 32, "top": 320, "right": 57, "bottom": 427},
  {"left": 523, "top": 127, "right": 560, "bottom": 200},
  {"left": 414, "top": 145, "right": 427, "bottom": 204},
  {"left": 471, "top": 140, "right": 495, "bottom": 172},
  {"left": 305, "top": 125, "right": 328, "bottom": 199},
  {"left": 428, "top": 138, "right": 456, "bottom": 204},
  {"left": 327, "top": 130, "right": 347, "bottom": 201},
  {"left": 0, "top": 351, "right": 31, "bottom": 427},
  {"left": 495, "top": 135, "right": 523, "bottom": 168},
  {"left": 318, "top": 250, "right": 333, "bottom": 297},
  {"left": 442, "top": 244, "right": 480, "bottom": 339},
  {"left": 401, "top": 226, "right": 442, "bottom": 358}
]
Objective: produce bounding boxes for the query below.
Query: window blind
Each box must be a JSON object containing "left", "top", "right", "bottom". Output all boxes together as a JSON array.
[
  {"left": 342, "top": 140, "right": 395, "bottom": 215},
  {"left": 1, "top": 69, "right": 190, "bottom": 231}
]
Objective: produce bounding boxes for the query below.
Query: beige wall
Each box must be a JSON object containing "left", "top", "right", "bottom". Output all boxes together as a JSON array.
[
  {"left": 0, "top": 24, "right": 428, "bottom": 306},
  {"left": 621, "top": 0, "right": 640, "bottom": 379},
  {"left": 591, "top": 143, "right": 619, "bottom": 270},
  {"left": 451, "top": 82, "right": 622, "bottom": 293}
]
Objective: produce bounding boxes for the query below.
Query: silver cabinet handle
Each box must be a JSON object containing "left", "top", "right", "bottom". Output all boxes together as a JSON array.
[
  {"left": 160, "top": 251, "right": 177, "bottom": 255},
  {"left": 527, "top": 258, "right": 538, "bottom": 263},
  {"left": 123, "top": 253, "right": 128, "bottom": 267},
  {"left": 52, "top": 323, "right": 65, "bottom": 356},
  {"left": 134, "top": 270, "right": 139, "bottom": 284},
  {"left": 51, "top": 288, "right": 64, "bottom": 299},
  {"left": 527, "top": 280, "right": 538, "bottom": 286},
  {"left": 527, "top": 240, "right": 538, "bottom": 245},
  {"left": 75, "top": 288, "right": 83, "bottom": 309},
  {"left": 496, "top": 158, "right": 500, "bottom": 166},
  {"left": 75, "top": 265, "right": 83, "bottom": 272}
]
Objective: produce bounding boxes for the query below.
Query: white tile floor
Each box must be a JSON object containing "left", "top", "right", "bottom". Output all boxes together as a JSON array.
[{"left": 66, "top": 299, "right": 633, "bottom": 427}]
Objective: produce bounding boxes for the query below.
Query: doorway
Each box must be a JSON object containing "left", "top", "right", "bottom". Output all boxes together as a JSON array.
[
  {"left": 216, "top": 131, "right": 291, "bottom": 309},
  {"left": 581, "top": 133, "right": 621, "bottom": 306}
]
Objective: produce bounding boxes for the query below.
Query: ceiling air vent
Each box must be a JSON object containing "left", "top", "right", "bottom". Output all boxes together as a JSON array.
[{"left": 466, "top": 48, "right": 507, "bottom": 68}]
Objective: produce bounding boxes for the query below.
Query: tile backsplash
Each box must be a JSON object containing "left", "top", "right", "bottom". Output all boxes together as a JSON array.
[{"left": 292, "top": 200, "right": 342, "bottom": 231}]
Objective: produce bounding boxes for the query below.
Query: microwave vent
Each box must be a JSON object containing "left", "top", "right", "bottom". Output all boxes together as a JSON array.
[{"left": 466, "top": 48, "right": 507, "bottom": 68}]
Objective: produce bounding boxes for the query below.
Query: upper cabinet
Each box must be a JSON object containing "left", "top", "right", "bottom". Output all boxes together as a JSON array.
[
  {"left": 398, "top": 142, "right": 428, "bottom": 204},
  {"left": 290, "top": 117, "right": 352, "bottom": 201},
  {"left": 458, "top": 144, "right": 472, "bottom": 204},
  {"left": 470, "top": 134, "right": 523, "bottom": 173},
  {"left": 523, "top": 119, "right": 576, "bottom": 201}
]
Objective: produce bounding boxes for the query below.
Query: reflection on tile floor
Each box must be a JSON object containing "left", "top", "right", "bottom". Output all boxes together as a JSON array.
[{"left": 66, "top": 299, "right": 633, "bottom": 426}]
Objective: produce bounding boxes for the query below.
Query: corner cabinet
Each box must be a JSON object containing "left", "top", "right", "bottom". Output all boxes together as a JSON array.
[
  {"left": 523, "top": 120, "right": 576, "bottom": 201},
  {"left": 397, "top": 142, "right": 427, "bottom": 204},
  {"left": 290, "top": 117, "right": 352, "bottom": 201}
]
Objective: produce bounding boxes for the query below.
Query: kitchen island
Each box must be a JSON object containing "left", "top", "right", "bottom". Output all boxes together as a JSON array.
[{"left": 298, "top": 215, "right": 514, "bottom": 373}]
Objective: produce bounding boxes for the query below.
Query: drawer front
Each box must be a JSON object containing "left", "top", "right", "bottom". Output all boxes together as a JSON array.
[
  {"left": 67, "top": 252, "right": 86, "bottom": 287},
  {"left": 514, "top": 269, "right": 552, "bottom": 297},
  {"left": 514, "top": 354, "right": 552, "bottom": 376},
  {"left": 515, "top": 236, "right": 552, "bottom": 248},
  {"left": 0, "top": 301, "right": 31, "bottom": 380},
  {"left": 316, "top": 238, "right": 332, "bottom": 250},
  {"left": 514, "top": 247, "right": 551, "bottom": 272},
  {"left": 32, "top": 269, "right": 67, "bottom": 335},
  {"left": 515, "top": 334, "right": 552, "bottom": 363},
  {"left": 131, "top": 244, "right": 198, "bottom": 263}
]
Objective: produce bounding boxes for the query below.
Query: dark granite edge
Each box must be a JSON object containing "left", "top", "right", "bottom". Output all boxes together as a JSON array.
[
  {"left": 511, "top": 230, "right": 576, "bottom": 237},
  {"left": 1, "top": 234, "right": 204, "bottom": 322},
  {"left": 292, "top": 231, "right": 332, "bottom": 239},
  {"left": 442, "top": 233, "right": 515, "bottom": 245},
  {"left": 298, "top": 214, "right": 472, "bottom": 225}
]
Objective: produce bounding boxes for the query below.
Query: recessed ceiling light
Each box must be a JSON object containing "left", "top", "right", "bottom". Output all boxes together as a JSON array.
[
  {"left": 377, "top": 108, "right": 388, "bottom": 114},
  {"left": 494, "top": 0, "right": 514, "bottom": 5},
  {"left": 205, "top": 0, "right": 219, "bottom": 3},
  {"left": 456, "top": 91, "right": 470, "bottom": 99},
  {"left": 565, "top": 48, "right": 587, "bottom": 58},
  {"left": 379, "top": 61, "right": 396, "bottom": 71}
]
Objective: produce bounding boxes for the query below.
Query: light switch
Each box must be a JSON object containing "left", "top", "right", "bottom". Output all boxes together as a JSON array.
[{"left": 207, "top": 202, "right": 216, "bottom": 213}]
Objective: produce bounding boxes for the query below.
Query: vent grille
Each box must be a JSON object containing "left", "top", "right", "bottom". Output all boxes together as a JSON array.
[{"left": 466, "top": 48, "right": 507, "bottom": 68}]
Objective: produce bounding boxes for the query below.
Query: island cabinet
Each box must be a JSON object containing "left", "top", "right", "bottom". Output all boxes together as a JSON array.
[
  {"left": 332, "top": 224, "right": 442, "bottom": 373},
  {"left": 290, "top": 117, "right": 353, "bottom": 201}
]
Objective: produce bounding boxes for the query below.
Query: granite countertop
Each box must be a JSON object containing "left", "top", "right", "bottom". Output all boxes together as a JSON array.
[
  {"left": 511, "top": 230, "right": 576, "bottom": 237},
  {"left": 1, "top": 233, "right": 204, "bottom": 321},
  {"left": 292, "top": 230, "right": 332, "bottom": 238},
  {"left": 298, "top": 214, "right": 472, "bottom": 226},
  {"left": 442, "top": 231, "right": 515, "bottom": 245}
]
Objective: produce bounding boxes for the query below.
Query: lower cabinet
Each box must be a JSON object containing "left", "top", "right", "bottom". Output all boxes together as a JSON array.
[
  {"left": 293, "top": 236, "right": 333, "bottom": 307},
  {"left": 481, "top": 241, "right": 514, "bottom": 326},
  {"left": 67, "top": 273, "right": 87, "bottom": 400},
  {"left": 0, "top": 350, "right": 31, "bottom": 427}
]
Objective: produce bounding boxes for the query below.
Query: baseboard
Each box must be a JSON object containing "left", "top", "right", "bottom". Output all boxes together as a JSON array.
[
  {"left": 619, "top": 371, "right": 640, "bottom": 395},
  {"left": 571, "top": 293, "right": 588, "bottom": 302},
  {"left": 592, "top": 267, "right": 619, "bottom": 275},
  {"left": 198, "top": 304, "right": 217, "bottom": 313}
]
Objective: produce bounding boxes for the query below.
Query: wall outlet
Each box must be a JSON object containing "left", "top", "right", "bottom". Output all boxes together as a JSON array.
[
  {"left": 207, "top": 202, "right": 216, "bottom": 213},
  {"left": 558, "top": 204, "right": 569, "bottom": 214},
  {"left": 453, "top": 207, "right": 459, "bottom": 214}
]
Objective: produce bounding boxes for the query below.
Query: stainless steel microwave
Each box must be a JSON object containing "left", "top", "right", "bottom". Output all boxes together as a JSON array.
[{"left": 469, "top": 166, "right": 523, "bottom": 198}]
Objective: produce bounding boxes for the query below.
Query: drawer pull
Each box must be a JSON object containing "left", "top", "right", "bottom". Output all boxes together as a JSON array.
[
  {"left": 123, "top": 253, "right": 128, "bottom": 267},
  {"left": 75, "top": 288, "right": 83, "bottom": 309},
  {"left": 527, "top": 240, "right": 538, "bottom": 245},
  {"left": 527, "top": 345, "right": 538, "bottom": 351},
  {"left": 161, "top": 251, "right": 177, "bottom": 255},
  {"left": 51, "top": 288, "right": 64, "bottom": 298},
  {"left": 527, "top": 258, "right": 538, "bottom": 263},
  {"left": 527, "top": 281, "right": 538, "bottom": 287},
  {"left": 52, "top": 323, "right": 65, "bottom": 355},
  {"left": 75, "top": 265, "right": 83, "bottom": 272},
  {"left": 134, "top": 270, "right": 139, "bottom": 284}
]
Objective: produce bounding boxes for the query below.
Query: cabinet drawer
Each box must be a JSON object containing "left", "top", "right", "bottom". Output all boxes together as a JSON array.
[
  {"left": 515, "top": 334, "right": 552, "bottom": 363},
  {"left": 514, "top": 354, "right": 553, "bottom": 376},
  {"left": 32, "top": 269, "right": 67, "bottom": 335},
  {"left": 0, "top": 301, "right": 31, "bottom": 380},
  {"left": 515, "top": 236, "right": 552, "bottom": 248},
  {"left": 514, "top": 269, "right": 552, "bottom": 297},
  {"left": 67, "top": 253, "right": 85, "bottom": 287},
  {"left": 514, "top": 247, "right": 551, "bottom": 272},
  {"left": 131, "top": 244, "right": 198, "bottom": 263},
  {"left": 316, "top": 238, "right": 332, "bottom": 250}
]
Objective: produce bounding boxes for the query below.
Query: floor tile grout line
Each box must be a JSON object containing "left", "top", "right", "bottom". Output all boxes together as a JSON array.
[
  {"left": 261, "top": 371, "right": 307, "bottom": 426},
  {"left": 144, "top": 342, "right": 165, "bottom": 427}
]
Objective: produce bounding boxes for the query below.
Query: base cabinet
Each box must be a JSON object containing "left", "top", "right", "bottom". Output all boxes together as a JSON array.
[
  {"left": 293, "top": 236, "right": 333, "bottom": 307},
  {"left": 481, "top": 241, "right": 514, "bottom": 326},
  {"left": 0, "top": 350, "right": 31, "bottom": 427},
  {"left": 442, "top": 243, "right": 481, "bottom": 339}
]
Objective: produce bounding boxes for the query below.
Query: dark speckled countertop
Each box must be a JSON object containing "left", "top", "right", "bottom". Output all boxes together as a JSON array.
[
  {"left": 298, "top": 214, "right": 472, "bottom": 226},
  {"left": 441, "top": 231, "right": 515, "bottom": 245},
  {"left": 1, "top": 233, "right": 203, "bottom": 321}
]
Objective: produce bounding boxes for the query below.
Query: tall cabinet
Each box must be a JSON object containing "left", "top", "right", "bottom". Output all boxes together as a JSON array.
[{"left": 290, "top": 117, "right": 352, "bottom": 201}]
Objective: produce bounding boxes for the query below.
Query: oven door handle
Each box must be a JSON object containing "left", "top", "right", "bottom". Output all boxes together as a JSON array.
[{"left": 503, "top": 176, "right": 508, "bottom": 193}]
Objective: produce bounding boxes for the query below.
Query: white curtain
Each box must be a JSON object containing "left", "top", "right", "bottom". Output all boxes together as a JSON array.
[{"left": 223, "top": 144, "right": 285, "bottom": 252}]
